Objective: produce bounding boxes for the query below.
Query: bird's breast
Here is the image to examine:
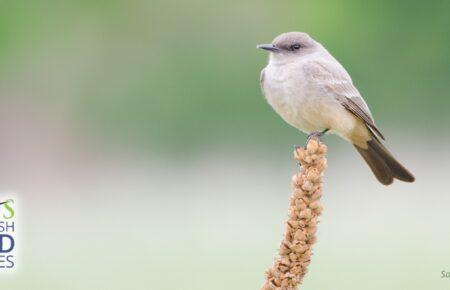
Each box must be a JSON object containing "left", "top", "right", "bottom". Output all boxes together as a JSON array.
[{"left": 263, "top": 62, "right": 324, "bottom": 132}]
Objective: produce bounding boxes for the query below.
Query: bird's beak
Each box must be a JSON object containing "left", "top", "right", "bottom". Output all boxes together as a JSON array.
[{"left": 257, "top": 43, "right": 280, "bottom": 52}]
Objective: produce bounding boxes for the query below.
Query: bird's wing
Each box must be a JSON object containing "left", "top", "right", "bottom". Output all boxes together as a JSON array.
[{"left": 304, "top": 60, "right": 384, "bottom": 140}]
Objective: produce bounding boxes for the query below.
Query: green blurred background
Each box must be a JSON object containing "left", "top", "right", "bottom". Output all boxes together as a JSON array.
[{"left": 0, "top": 1, "right": 449, "bottom": 289}]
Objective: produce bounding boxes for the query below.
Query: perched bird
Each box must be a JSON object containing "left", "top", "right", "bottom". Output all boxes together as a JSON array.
[{"left": 258, "top": 32, "right": 414, "bottom": 185}]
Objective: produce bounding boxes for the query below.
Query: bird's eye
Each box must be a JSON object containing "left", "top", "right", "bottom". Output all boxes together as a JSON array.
[{"left": 291, "top": 43, "right": 301, "bottom": 50}]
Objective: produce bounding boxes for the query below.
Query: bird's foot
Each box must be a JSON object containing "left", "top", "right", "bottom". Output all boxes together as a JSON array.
[{"left": 307, "top": 129, "right": 329, "bottom": 145}]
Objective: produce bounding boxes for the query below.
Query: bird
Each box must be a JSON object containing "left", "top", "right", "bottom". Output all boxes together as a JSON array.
[{"left": 257, "top": 31, "right": 414, "bottom": 185}]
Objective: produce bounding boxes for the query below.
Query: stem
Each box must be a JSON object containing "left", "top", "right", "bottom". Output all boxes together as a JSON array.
[{"left": 261, "top": 138, "right": 327, "bottom": 290}]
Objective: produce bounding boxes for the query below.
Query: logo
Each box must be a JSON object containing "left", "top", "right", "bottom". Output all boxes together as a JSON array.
[{"left": 0, "top": 198, "right": 15, "bottom": 271}]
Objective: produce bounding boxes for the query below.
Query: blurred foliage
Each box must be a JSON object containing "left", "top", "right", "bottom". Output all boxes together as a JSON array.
[{"left": 0, "top": 0, "right": 449, "bottom": 152}]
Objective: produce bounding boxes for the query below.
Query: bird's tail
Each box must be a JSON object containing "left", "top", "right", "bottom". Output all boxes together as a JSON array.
[{"left": 354, "top": 133, "right": 415, "bottom": 185}]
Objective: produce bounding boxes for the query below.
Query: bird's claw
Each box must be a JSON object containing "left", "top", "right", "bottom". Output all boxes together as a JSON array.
[{"left": 306, "top": 129, "right": 329, "bottom": 145}]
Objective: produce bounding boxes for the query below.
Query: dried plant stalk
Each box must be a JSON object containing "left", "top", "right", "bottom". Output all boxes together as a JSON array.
[{"left": 261, "top": 138, "right": 327, "bottom": 290}]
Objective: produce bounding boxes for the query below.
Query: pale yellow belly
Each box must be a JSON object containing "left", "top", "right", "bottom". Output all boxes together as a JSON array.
[{"left": 266, "top": 89, "right": 371, "bottom": 147}]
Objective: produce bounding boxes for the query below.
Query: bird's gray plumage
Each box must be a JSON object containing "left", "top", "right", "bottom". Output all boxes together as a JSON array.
[{"left": 258, "top": 31, "right": 414, "bottom": 185}]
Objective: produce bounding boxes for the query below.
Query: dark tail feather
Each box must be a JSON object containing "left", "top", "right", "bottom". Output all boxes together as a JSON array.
[{"left": 354, "top": 136, "right": 415, "bottom": 185}]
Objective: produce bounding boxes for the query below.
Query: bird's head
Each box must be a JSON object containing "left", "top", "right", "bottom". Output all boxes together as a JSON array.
[{"left": 257, "top": 32, "right": 319, "bottom": 64}]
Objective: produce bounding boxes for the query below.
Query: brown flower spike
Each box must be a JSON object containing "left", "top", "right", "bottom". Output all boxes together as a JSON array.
[{"left": 261, "top": 138, "right": 327, "bottom": 290}]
